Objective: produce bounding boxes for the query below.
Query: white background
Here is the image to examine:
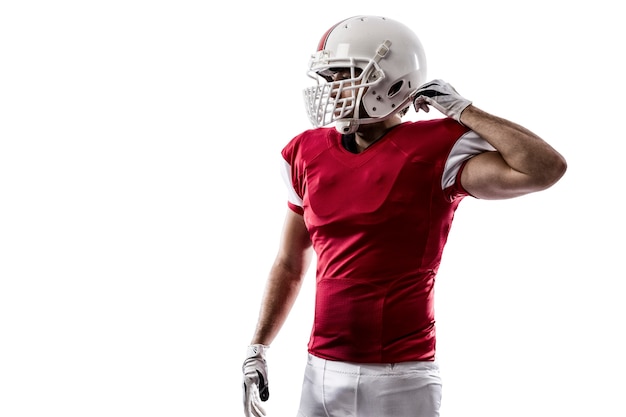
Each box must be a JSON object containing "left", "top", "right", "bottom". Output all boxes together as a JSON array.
[{"left": 1, "top": 1, "right": 624, "bottom": 416}]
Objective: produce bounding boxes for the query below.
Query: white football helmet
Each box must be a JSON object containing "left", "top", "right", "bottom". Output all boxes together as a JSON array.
[{"left": 303, "top": 16, "right": 427, "bottom": 134}]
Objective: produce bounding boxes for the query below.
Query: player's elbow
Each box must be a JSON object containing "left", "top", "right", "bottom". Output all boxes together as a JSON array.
[{"left": 535, "top": 152, "right": 567, "bottom": 190}]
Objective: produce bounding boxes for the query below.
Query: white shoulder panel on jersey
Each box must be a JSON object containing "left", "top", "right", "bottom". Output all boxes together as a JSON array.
[
  {"left": 441, "top": 130, "right": 496, "bottom": 190},
  {"left": 281, "top": 159, "right": 304, "bottom": 207}
]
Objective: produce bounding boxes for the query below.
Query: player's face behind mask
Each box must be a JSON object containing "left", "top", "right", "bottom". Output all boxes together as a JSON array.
[{"left": 319, "top": 67, "right": 367, "bottom": 120}]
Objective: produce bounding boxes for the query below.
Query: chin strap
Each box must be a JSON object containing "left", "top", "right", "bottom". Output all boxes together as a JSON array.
[{"left": 335, "top": 119, "right": 359, "bottom": 134}]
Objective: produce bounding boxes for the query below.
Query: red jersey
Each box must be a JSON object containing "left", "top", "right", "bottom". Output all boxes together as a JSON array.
[{"left": 281, "top": 118, "right": 494, "bottom": 363}]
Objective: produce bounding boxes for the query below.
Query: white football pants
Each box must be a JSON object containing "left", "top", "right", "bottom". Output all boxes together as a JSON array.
[{"left": 297, "top": 353, "right": 442, "bottom": 417}]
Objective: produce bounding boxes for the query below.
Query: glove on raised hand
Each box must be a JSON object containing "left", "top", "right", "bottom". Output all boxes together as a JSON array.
[
  {"left": 242, "top": 344, "right": 270, "bottom": 417},
  {"left": 412, "top": 79, "right": 472, "bottom": 123}
]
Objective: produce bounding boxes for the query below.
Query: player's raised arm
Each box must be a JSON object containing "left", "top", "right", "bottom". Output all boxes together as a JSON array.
[
  {"left": 413, "top": 79, "right": 567, "bottom": 199},
  {"left": 459, "top": 105, "right": 567, "bottom": 199}
]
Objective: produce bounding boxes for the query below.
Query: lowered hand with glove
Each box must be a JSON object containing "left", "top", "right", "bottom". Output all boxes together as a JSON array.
[{"left": 242, "top": 344, "right": 270, "bottom": 417}]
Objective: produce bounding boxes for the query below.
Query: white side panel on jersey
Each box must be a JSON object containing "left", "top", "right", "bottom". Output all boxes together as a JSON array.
[
  {"left": 281, "top": 159, "right": 304, "bottom": 207},
  {"left": 441, "top": 130, "right": 496, "bottom": 190}
]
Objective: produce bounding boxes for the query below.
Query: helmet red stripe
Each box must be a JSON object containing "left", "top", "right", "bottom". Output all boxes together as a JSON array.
[
  {"left": 316, "top": 16, "right": 357, "bottom": 51},
  {"left": 316, "top": 25, "right": 337, "bottom": 51}
]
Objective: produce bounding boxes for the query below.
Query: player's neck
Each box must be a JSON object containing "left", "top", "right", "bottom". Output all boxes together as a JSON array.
[{"left": 354, "top": 118, "right": 401, "bottom": 152}]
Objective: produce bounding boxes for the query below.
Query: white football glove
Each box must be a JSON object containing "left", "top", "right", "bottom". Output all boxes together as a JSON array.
[
  {"left": 242, "top": 344, "right": 270, "bottom": 417},
  {"left": 412, "top": 79, "right": 472, "bottom": 123}
]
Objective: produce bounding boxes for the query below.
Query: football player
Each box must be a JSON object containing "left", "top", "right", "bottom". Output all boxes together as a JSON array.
[{"left": 243, "top": 15, "right": 566, "bottom": 417}]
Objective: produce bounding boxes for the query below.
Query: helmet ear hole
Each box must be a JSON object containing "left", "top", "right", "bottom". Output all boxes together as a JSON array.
[{"left": 387, "top": 80, "right": 404, "bottom": 98}]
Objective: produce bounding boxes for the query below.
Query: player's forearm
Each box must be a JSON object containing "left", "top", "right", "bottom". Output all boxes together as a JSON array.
[
  {"left": 250, "top": 261, "right": 307, "bottom": 346},
  {"left": 460, "top": 105, "right": 567, "bottom": 187}
]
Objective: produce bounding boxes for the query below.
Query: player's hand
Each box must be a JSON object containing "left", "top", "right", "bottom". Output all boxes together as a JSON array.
[
  {"left": 412, "top": 79, "right": 472, "bottom": 123},
  {"left": 242, "top": 344, "right": 270, "bottom": 417}
]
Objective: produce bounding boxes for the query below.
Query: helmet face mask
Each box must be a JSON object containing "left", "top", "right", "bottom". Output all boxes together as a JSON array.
[
  {"left": 304, "top": 57, "right": 382, "bottom": 126},
  {"left": 303, "top": 16, "right": 427, "bottom": 134}
]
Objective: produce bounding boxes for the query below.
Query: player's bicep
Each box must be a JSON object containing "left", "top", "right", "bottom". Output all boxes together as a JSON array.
[{"left": 461, "top": 151, "right": 537, "bottom": 200}]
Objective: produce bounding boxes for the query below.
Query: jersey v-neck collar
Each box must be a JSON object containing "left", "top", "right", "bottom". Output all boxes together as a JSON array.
[{"left": 327, "top": 124, "right": 401, "bottom": 168}]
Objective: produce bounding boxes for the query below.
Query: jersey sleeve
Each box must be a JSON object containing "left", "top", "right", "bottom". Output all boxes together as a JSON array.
[
  {"left": 280, "top": 158, "right": 304, "bottom": 214},
  {"left": 280, "top": 137, "right": 305, "bottom": 215},
  {"left": 442, "top": 130, "right": 495, "bottom": 200}
]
